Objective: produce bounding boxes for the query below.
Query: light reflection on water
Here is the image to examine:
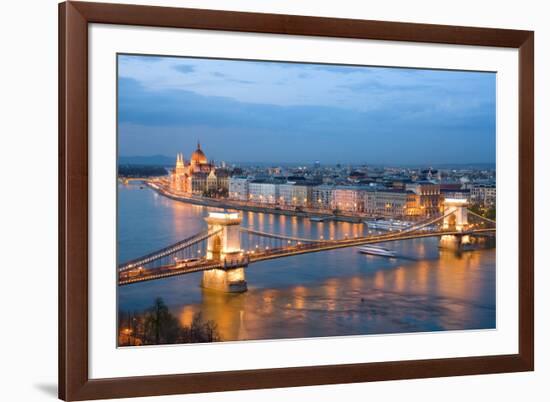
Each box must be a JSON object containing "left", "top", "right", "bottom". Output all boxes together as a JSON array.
[{"left": 118, "top": 184, "right": 496, "bottom": 341}]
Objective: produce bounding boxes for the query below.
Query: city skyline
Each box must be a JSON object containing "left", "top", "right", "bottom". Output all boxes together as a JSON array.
[
  {"left": 118, "top": 54, "right": 496, "bottom": 165},
  {"left": 118, "top": 153, "right": 497, "bottom": 169}
]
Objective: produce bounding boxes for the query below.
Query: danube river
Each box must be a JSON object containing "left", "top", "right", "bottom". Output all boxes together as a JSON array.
[{"left": 118, "top": 183, "right": 496, "bottom": 341}]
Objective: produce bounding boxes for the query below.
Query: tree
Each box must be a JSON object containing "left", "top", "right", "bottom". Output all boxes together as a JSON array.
[
  {"left": 143, "top": 298, "right": 180, "bottom": 344},
  {"left": 118, "top": 310, "right": 144, "bottom": 346},
  {"left": 120, "top": 301, "right": 221, "bottom": 346},
  {"left": 181, "top": 312, "right": 221, "bottom": 343}
]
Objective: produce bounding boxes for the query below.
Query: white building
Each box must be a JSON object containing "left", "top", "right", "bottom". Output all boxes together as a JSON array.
[
  {"left": 332, "top": 186, "right": 368, "bottom": 213},
  {"left": 312, "top": 185, "right": 334, "bottom": 210},
  {"left": 278, "top": 183, "right": 294, "bottom": 206},
  {"left": 369, "top": 190, "right": 413, "bottom": 217},
  {"left": 279, "top": 183, "right": 311, "bottom": 207},
  {"left": 471, "top": 183, "right": 496, "bottom": 206},
  {"left": 248, "top": 181, "right": 279, "bottom": 204},
  {"left": 228, "top": 177, "right": 249, "bottom": 201},
  {"left": 293, "top": 185, "right": 311, "bottom": 208}
]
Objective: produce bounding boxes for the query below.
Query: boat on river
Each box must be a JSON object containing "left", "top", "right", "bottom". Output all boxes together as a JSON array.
[
  {"left": 357, "top": 245, "right": 397, "bottom": 257},
  {"left": 309, "top": 216, "right": 332, "bottom": 222},
  {"left": 363, "top": 219, "right": 412, "bottom": 231}
]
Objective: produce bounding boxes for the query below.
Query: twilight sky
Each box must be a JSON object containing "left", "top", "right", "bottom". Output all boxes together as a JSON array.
[{"left": 118, "top": 54, "right": 496, "bottom": 165}]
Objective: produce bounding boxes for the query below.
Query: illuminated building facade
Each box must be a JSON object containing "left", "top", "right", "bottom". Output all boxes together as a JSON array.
[
  {"left": 248, "top": 181, "right": 279, "bottom": 204},
  {"left": 471, "top": 183, "right": 496, "bottom": 206},
  {"left": 312, "top": 185, "right": 334, "bottom": 210},
  {"left": 229, "top": 177, "right": 249, "bottom": 201},
  {"left": 365, "top": 190, "right": 417, "bottom": 217},
  {"left": 278, "top": 183, "right": 311, "bottom": 207},
  {"left": 332, "top": 187, "right": 367, "bottom": 213},
  {"left": 170, "top": 141, "right": 228, "bottom": 195},
  {"left": 406, "top": 181, "right": 441, "bottom": 216}
]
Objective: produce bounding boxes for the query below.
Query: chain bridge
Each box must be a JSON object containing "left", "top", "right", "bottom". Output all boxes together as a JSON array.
[{"left": 118, "top": 199, "right": 496, "bottom": 292}]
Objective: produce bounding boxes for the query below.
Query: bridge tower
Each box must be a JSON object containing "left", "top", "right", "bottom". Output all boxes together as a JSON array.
[
  {"left": 442, "top": 197, "right": 469, "bottom": 231},
  {"left": 202, "top": 211, "right": 248, "bottom": 293},
  {"left": 440, "top": 198, "right": 470, "bottom": 250}
]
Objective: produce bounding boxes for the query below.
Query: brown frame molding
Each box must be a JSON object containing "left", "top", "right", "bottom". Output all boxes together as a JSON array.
[{"left": 59, "top": 1, "right": 534, "bottom": 400}]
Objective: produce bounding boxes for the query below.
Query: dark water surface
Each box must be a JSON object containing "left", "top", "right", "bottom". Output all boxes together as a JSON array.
[{"left": 118, "top": 184, "right": 496, "bottom": 341}]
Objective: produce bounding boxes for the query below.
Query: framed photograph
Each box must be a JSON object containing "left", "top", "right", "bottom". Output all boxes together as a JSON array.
[{"left": 59, "top": 1, "right": 534, "bottom": 400}]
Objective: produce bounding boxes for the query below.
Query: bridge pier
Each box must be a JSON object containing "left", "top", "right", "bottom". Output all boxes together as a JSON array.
[
  {"left": 439, "top": 234, "right": 471, "bottom": 251},
  {"left": 202, "top": 211, "right": 248, "bottom": 293},
  {"left": 202, "top": 267, "right": 247, "bottom": 293},
  {"left": 440, "top": 198, "right": 470, "bottom": 250}
]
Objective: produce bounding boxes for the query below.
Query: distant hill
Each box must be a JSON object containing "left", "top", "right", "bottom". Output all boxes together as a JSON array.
[{"left": 118, "top": 155, "right": 174, "bottom": 166}]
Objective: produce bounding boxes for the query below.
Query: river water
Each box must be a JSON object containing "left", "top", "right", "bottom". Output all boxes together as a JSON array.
[{"left": 118, "top": 183, "right": 496, "bottom": 342}]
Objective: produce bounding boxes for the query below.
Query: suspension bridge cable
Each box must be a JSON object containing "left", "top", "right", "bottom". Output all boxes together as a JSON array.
[
  {"left": 118, "top": 228, "right": 221, "bottom": 271},
  {"left": 466, "top": 209, "right": 496, "bottom": 224},
  {"left": 239, "top": 227, "right": 321, "bottom": 243}
]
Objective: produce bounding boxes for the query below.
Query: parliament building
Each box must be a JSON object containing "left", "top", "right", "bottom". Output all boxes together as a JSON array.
[{"left": 170, "top": 142, "right": 229, "bottom": 195}]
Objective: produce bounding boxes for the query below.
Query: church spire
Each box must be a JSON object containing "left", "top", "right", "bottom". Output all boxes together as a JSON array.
[
  {"left": 197, "top": 140, "right": 201, "bottom": 150},
  {"left": 176, "top": 153, "right": 184, "bottom": 167}
]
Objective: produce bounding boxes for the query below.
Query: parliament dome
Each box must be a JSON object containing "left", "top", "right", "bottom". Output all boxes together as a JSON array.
[{"left": 190, "top": 141, "right": 207, "bottom": 164}]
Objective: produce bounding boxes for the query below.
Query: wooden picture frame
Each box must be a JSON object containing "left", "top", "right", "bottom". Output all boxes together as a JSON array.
[{"left": 59, "top": 1, "right": 534, "bottom": 400}]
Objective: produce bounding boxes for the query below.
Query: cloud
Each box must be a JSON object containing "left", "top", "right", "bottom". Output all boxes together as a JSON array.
[
  {"left": 119, "top": 54, "right": 162, "bottom": 63},
  {"left": 118, "top": 77, "right": 365, "bottom": 130},
  {"left": 339, "top": 80, "right": 434, "bottom": 93},
  {"left": 229, "top": 79, "right": 255, "bottom": 85},
  {"left": 173, "top": 64, "right": 195, "bottom": 74},
  {"left": 310, "top": 65, "right": 367, "bottom": 74},
  {"left": 119, "top": 55, "right": 495, "bottom": 117}
]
